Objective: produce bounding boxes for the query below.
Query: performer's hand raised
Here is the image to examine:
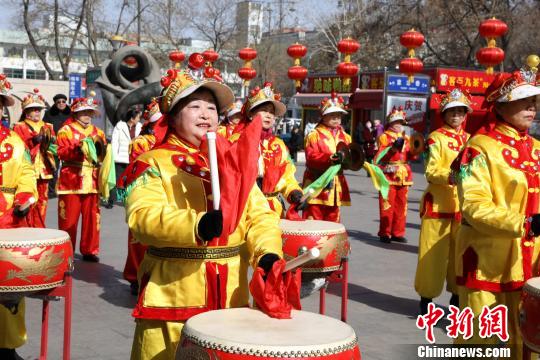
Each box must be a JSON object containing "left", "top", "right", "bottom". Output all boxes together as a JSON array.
[
  {"left": 392, "top": 137, "right": 405, "bottom": 151},
  {"left": 288, "top": 190, "right": 303, "bottom": 204},
  {"left": 197, "top": 210, "right": 223, "bottom": 241}
]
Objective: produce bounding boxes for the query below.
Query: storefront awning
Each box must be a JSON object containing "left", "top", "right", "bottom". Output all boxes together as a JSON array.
[
  {"left": 292, "top": 93, "right": 351, "bottom": 107},
  {"left": 348, "top": 90, "right": 384, "bottom": 109}
]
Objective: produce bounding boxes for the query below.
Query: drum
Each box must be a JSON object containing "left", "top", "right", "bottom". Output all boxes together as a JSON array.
[
  {"left": 280, "top": 220, "right": 349, "bottom": 273},
  {"left": 520, "top": 277, "right": 540, "bottom": 353},
  {"left": 0, "top": 228, "right": 73, "bottom": 302},
  {"left": 176, "top": 308, "right": 361, "bottom": 359}
]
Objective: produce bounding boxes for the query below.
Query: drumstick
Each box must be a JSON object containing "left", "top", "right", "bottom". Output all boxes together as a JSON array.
[
  {"left": 206, "top": 132, "right": 220, "bottom": 210},
  {"left": 300, "top": 188, "right": 315, "bottom": 203},
  {"left": 18, "top": 197, "right": 36, "bottom": 212},
  {"left": 284, "top": 247, "right": 320, "bottom": 272}
]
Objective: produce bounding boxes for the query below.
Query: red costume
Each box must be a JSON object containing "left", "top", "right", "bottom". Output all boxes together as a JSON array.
[
  {"left": 12, "top": 89, "right": 53, "bottom": 228},
  {"left": 56, "top": 96, "right": 105, "bottom": 257}
]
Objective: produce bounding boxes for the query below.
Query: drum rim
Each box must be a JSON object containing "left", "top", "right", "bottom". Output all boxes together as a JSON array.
[
  {"left": 523, "top": 278, "right": 540, "bottom": 297},
  {"left": 181, "top": 309, "right": 358, "bottom": 357},
  {"left": 0, "top": 228, "right": 70, "bottom": 248},
  {"left": 281, "top": 229, "right": 347, "bottom": 237},
  {"left": 0, "top": 280, "right": 65, "bottom": 292}
]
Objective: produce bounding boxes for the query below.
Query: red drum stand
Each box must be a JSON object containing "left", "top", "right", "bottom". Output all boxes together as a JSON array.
[
  {"left": 318, "top": 257, "right": 349, "bottom": 322},
  {"left": 29, "top": 269, "right": 73, "bottom": 360}
]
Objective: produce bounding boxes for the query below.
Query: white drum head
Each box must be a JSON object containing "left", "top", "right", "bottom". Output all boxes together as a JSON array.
[
  {"left": 181, "top": 308, "right": 357, "bottom": 357},
  {"left": 524, "top": 277, "right": 540, "bottom": 296},
  {"left": 0, "top": 228, "right": 70, "bottom": 247},
  {"left": 279, "top": 220, "right": 346, "bottom": 236}
]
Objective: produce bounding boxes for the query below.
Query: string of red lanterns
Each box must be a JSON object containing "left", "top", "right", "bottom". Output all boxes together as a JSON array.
[
  {"left": 336, "top": 38, "right": 360, "bottom": 88},
  {"left": 238, "top": 47, "right": 257, "bottom": 86},
  {"left": 399, "top": 29, "right": 424, "bottom": 83},
  {"left": 476, "top": 17, "right": 507, "bottom": 74},
  {"left": 287, "top": 43, "right": 308, "bottom": 90},
  {"left": 169, "top": 50, "right": 185, "bottom": 69}
]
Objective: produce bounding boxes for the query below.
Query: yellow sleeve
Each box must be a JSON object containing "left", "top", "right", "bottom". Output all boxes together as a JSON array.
[
  {"left": 425, "top": 134, "right": 450, "bottom": 185},
  {"left": 125, "top": 162, "right": 204, "bottom": 247},
  {"left": 377, "top": 133, "right": 390, "bottom": 148},
  {"left": 244, "top": 185, "right": 283, "bottom": 268},
  {"left": 457, "top": 147, "right": 525, "bottom": 238},
  {"left": 275, "top": 140, "right": 301, "bottom": 200},
  {"left": 13, "top": 137, "right": 38, "bottom": 198}
]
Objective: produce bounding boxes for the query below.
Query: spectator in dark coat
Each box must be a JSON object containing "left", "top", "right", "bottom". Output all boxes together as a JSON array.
[
  {"left": 288, "top": 126, "right": 303, "bottom": 162},
  {"left": 43, "top": 94, "right": 70, "bottom": 134}
]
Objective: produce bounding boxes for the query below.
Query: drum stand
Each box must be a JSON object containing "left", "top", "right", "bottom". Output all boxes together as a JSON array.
[
  {"left": 523, "top": 345, "right": 536, "bottom": 360},
  {"left": 29, "top": 270, "right": 73, "bottom": 360},
  {"left": 318, "top": 257, "right": 349, "bottom": 322}
]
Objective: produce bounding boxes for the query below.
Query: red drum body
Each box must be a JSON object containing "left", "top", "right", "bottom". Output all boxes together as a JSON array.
[
  {"left": 177, "top": 308, "right": 361, "bottom": 359},
  {"left": 0, "top": 228, "right": 73, "bottom": 300},
  {"left": 280, "top": 220, "right": 349, "bottom": 273},
  {"left": 520, "top": 277, "right": 540, "bottom": 353}
]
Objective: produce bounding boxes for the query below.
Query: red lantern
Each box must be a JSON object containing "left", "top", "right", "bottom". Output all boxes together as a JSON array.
[
  {"left": 238, "top": 67, "right": 257, "bottom": 82},
  {"left": 238, "top": 47, "right": 257, "bottom": 86},
  {"left": 476, "top": 17, "right": 507, "bottom": 74},
  {"left": 123, "top": 56, "right": 137, "bottom": 67},
  {"left": 202, "top": 49, "right": 219, "bottom": 63},
  {"left": 169, "top": 50, "right": 185, "bottom": 68},
  {"left": 399, "top": 58, "right": 424, "bottom": 77},
  {"left": 239, "top": 47, "right": 257, "bottom": 61},
  {"left": 188, "top": 53, "right": 206, "bottom": 70},
  {"left": 336, "top": 37, "right": 360, "bottom": 88},
  {"left": 479, "top": 18, "right": 508, "bottom": 39},
  {"left": 399, "top": 29, "right": 424, "bottom": 82},
  {"left": 287, "top": 43, "right": 308, "bottom": 89},
  {"left": 337, "top": 38, "right": 360, "bottom": 55}
]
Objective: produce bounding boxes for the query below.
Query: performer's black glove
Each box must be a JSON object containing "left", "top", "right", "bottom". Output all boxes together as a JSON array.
[
  {"left": 288, "top": 190, "right": 303, "bottom": 204},
  {"left": 392, "top": 137, "right": 405, "bottom": 152},
  {"left": 32, "top": 134, "right": 44, "bottom": 145},
  {"left": 197, "top": 210, "right": 223, "bottom": 241},
  {"left": 13, "top": 205, "right": 29, "bottom": 218},
  {"left": 330, "top": 151, "right": 344, "bottom": 165},
  {"left": 529, "top": 214, "right": 540, "bottom": 237},
  {"left": 258, "top": 253, "right": 280, "bottom": 275}
]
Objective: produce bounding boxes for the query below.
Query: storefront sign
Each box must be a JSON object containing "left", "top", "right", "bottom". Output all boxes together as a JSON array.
[
  {"left": 359, "top": 72, "right": 385, "bottom": 90},
  {"left": 386, "top": 94, "right": 428, "bottom": 132},
  {"left": 435, "top": 69, "right": 496, "bottom": 95},
  {"left": 387, "top": 74, "right": 430, "bottom": 94},
  {"left": 306, "top": 75, "right": 358, "bottom": 94}
]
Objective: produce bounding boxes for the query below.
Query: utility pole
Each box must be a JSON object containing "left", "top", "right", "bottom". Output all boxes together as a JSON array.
[{"left": 137, "top": 0, "right": 141, "bottom": 46}]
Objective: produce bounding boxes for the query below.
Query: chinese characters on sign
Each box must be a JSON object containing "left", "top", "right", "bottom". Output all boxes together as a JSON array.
[
  {"left": 69, "top": 74, "right": 82, "bottom": 100},
  {"left": 386, "top": 74, "right": 430, "bottom": 94},
  {"left": 417, "top": 304, "right": 508, "bottom": 344},
  {"left": 307, "top": 76, "right": 358, "bottom": 94},
  {"left": 359, "top": 73, "right": 385, "bottom": 90},
  {"left": 386, "top": 95, "right": 427, "bottom": 133},
  {"left": 436, "top": 69, "right": 497, "bottom": 95}
]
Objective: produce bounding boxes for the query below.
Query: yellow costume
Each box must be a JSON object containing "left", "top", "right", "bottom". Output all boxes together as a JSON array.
[
  {"left": 125, "top": 134, "right": 282, "bottom": 360},
  {"left": 0, "top": 128, "right": 38, "bottom": 350},
  {"left": 258, "top": 135, "right": 302, "bottom": 216},
  {"left": 455, "top": 122, "right": 540, "bottom": 358},
  {"left": 415, "top": 124, "right": 469, "bottom": 299}
]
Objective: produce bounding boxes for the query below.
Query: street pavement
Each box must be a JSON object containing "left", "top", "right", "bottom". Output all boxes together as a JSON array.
[{"left": 16, "top": 159, "right": 455, "bottom": 360}]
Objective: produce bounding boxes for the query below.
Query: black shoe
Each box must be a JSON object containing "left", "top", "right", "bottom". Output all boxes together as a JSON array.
[
  {"left": 103, "top": 202, "right": 114, "bottom": 209},
  {"left": 450, "top": 293, "right": 459, "bottom": 308},
  {"left": 130, "top": 282, "right": 139, "bottom": 296},
  {"left": 0, "top": 348, "right": 24, "bottom": 360},
  {"left": 379, "top": 236, "right": 391, "bottom": 243},
  {"left": 391, "top": 236, "right": 408, "bottom": 243},
  {"left": 82, "top": 254, "right": 100, "bottom": 262},
  {"left": 420, "top": 297, "right": 432, "bottom": 316}
]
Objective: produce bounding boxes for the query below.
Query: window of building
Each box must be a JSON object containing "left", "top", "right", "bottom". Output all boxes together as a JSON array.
[
  {"left": 6, "top": 47, "right": 23, "bottom": 58},
  {"left": 4, "top": 68, "right": 23, "bottom": 78},
  {"left": 26, "top": 70, "right": 46, "bottom": 80}
]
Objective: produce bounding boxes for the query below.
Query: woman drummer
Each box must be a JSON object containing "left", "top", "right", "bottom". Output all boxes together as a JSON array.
[
  {"left": 244, "top": 82, "right": 303, "bottom": 217},
  {"left": 13, "top": 88, "right": 54, "bottom": 228},
  {"left": 302, "top": 92, "right": 351, "bottom": 222},
  {"left": 0, "top": 75, "right": 38, "bottom": 360},
  {"left": 454, "top": 66, "right": 540, "bottom": 358},
  {"left": 124, "top": 65, "right": 283, "bottom": 359},
  {"left": 414, "top": 87, "right": 471, "bottom": 315}
]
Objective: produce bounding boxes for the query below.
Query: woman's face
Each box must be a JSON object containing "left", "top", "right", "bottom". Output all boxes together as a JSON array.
[
  {"left": 250, "top": 103, "right": 276, "bottom": 130},
  {"left": 389, "top": 121, "right": 404, "bottom": 133},
  {"left": 443, "top": 106, "right": 467, "bottom": 129},
  {"left": 322, "top": 112, "right": 342, "bottom": 128},
  {"left": 25, "top": 107, "right": 42, "bottom": 122},
  {"left": 171, "top": 90, "right": 219, "bottom": 146},
  {"left": 496, "top": 96, "right": 538, "bottom": 132},
  {"left": 228, "top": 113, "right": 243, "bottom": 125},
  {"left": 75, "top": 110, "right": 95, "bottom": 127}
]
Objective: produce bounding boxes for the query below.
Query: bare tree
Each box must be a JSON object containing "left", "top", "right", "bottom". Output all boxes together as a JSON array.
[{"left": 186, "top": 0, "right": 237, "bottom": 52}]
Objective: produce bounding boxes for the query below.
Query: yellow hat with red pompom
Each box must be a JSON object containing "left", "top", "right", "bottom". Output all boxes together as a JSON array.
[
  {"left": 143, "top": 98, "right": 162, "bottom": 123},
  {"left": 226, "top": 100, "right": 244, "bottom": 118},
  {"left": 485, "top": 66, "right": 539, "bottom": 104},
  {"left": 319, "top": 91, "right": 348, "bottom": 116},
  {"left": 159, "top": 52, "right": 234, "bottom": 114},
  {"left": 440, "top": 87, "right": 473, "bottom": 113},
  {"left": 71, "top": 91, "right": 99, "bottom": 114},
  {"left": 0, "top": 74, "right": 14, "bottom": 106},
  {"left": 21, "top": 88, "right": 46, "bottom": 110},
  {"left": 245, "top": 82, "right": 286, "bottom": 117},
  {"left": 386, "top": 106, "right": 407, "bottom": 124}
]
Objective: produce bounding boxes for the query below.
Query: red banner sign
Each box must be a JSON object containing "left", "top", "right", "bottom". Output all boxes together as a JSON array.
[{"left": 434, "top": 68, "right": 498, "bottom": 95}]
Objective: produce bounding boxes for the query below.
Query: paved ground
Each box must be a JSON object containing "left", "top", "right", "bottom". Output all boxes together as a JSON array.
[{"left": 15, "top": 159, "right": 456, "bottom": 360}]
